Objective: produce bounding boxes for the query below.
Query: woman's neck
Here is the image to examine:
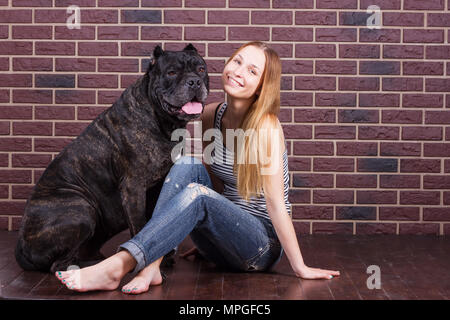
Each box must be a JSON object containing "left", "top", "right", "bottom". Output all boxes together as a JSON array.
[{"left": 224, "top": 94, "right": 253, "bottom": 128}]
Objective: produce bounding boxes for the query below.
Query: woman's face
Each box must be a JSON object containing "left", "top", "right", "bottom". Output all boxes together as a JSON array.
[{"left": 222, "top": 45, "right": 266, "bottom": 100}]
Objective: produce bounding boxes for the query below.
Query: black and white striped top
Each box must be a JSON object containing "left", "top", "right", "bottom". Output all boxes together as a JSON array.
[{"left": 209, "top": 102, "right": 292, "bottom": 221}]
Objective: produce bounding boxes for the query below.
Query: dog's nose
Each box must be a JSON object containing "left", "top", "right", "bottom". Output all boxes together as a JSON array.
[{"left": 186, "top": 78, "right": 201, "bottom": 89}]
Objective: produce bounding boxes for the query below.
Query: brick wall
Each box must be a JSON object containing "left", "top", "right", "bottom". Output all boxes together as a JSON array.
[{"left": 0, "top": 0, "right": 449, "bottom": 235}]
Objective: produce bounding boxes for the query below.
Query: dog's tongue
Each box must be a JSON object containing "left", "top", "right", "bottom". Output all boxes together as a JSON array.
[{"left": 181, "top": 101, "right": 202, "bottom": 114}]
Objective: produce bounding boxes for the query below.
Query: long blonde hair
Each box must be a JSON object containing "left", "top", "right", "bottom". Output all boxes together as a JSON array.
[{"left": 226, "top": 42, "right": 282, "bottom": 201}]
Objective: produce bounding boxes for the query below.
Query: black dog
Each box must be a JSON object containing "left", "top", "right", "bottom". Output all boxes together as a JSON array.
[{"left": 15, "top": 44, "right": 209, "bottom": 273}]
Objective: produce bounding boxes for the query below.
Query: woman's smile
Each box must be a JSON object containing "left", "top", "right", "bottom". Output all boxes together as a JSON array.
[{"left": 227, "top": 76, "right": 244, "bottom": 88}]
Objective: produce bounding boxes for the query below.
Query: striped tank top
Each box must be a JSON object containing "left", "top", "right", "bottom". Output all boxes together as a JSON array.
[{"left": 209, "top": 102, "right": 292, "bottom": 221}]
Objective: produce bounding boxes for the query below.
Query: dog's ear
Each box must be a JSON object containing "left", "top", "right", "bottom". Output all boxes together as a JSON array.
[
  {"left": 147, "top": 45, "right": 164, "bottom": 73},
  {"left": 183, "top": 43, "right": 197, "bottom": 53}
]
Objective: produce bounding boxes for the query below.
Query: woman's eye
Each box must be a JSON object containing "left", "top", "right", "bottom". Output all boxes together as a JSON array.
[
  {"left": 250, "top": 69, "right": 256, "bottom": 75},
  {"left": 234, "top": 59, "right": 241, "bottom": 65}
]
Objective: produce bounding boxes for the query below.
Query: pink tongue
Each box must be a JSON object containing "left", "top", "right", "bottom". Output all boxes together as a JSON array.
[{"left": 181, "top": 101, "right": 202, "bottom": 114}]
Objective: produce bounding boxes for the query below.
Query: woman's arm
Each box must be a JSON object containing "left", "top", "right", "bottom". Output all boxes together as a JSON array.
[{"left": 261, "top": 118, "right": 340, "bottom": 280}]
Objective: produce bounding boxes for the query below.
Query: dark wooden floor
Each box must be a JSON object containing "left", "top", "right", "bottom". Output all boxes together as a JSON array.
[{"left": 1, "top": 230, "right": 449, "bottom": 300}]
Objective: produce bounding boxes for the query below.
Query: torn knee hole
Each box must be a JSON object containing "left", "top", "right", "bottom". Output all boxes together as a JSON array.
[
  {"left": 199, "top": 186, "right": 209, "bottom": 194},
  {"left": 188, "top": 183, "right": 196, "bottom": 188}
]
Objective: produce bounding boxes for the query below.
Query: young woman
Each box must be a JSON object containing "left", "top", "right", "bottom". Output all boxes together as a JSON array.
[{"left": 55, "top": 41, "right": 340, "bottom": 294}]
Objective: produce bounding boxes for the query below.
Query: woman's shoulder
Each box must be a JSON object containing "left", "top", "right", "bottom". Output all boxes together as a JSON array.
[{"left": 200, "top": 101, "right": 222, "bottom": 131}]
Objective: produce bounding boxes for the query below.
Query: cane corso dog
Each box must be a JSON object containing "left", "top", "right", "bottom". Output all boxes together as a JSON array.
[{"left": 15, "top": 44, "right": 209, "bottom": 273}]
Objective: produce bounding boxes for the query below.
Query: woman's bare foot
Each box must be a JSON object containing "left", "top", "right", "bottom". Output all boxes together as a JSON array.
[
  {"left": 121, "top": 264, "right": 164, "bottom": 295},
  {"left": 55, "top": 251, "right": 136, "bottom": 293}
]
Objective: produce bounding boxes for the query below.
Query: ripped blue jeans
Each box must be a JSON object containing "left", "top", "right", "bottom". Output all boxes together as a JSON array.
[{"left": 118, "top": 155, "right": 283, "bottom": 274}]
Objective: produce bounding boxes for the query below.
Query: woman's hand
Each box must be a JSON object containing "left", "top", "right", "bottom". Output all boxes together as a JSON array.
[{"left": 294, "top": 264, "right": 340, "bottom": 280}]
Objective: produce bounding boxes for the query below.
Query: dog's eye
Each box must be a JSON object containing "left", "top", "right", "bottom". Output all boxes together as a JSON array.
[
  {"left": 167, "top": 71, "right": 176, "bottom": 76},
  {"left": 198, "top": 67, "right": 205, "bottom": 73}
]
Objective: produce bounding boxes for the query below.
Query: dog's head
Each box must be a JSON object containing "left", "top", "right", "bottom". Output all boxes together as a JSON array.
[{"left": 146, "top": 44, "right": 209, "bottom": 122}]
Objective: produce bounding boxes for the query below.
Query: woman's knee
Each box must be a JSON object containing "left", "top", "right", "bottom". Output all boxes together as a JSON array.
[{"left": 186, "top": 182, "right": 211, "bottom": 200}]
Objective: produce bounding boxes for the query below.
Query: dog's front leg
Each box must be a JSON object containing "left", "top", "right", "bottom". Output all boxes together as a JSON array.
[{"left": 119, "top": 177, "right": 148, "bottom": 237}]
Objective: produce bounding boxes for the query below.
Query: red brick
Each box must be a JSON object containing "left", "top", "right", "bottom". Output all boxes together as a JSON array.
[
  {"left": 55, "top": 122, "right": 89, "bottom": 136},
  {"left": 55, "top": 90, "right": 96, "bottom": 104},
  {"left": 380, "top": 175, "right": 420, "bottom": 188},
  {"left": 13, "top": 0, "right": 53, "bottom": 6},
  {"left": 339, "top": 77, "right": 379, "bottom": 91},
  {"left": 296, "top": 44, "right": 336, "bottom": 58},
  {"left": 381, "top": 110, "right": 422, "bottom": 124},
  {"left": 425, "top": 111, "right": 450, "bottom": 124},
  {"left": 295, "top": 76, "right": 335, "bottom": 90},
  {"left": 0, "top": 122, "right": 9, "bottom": 135},
  {"left": 0, "top": 154, "right": 7, "bottom": 167},
  {"left": 356, "top": 223, "right": 397, "bottom": 235},
  {"left": 81, "top": 9, "right": 118, "bottom": 23},
  {"left": 78, "top": 42, "right": 118, "bottom": 56},
  {"left": 142, "top": 0, "right": 181, "bottom": 6},
  {"left": 121, "top": 75, "right": 140, "bottom": 88},
  {"left": 293, "top": 141, "right": 333, "bottom": 156},
  {"left": 292, "top": 206, "right": 333, "bottom": 220},
  {"left": 336, "top": 174, "right": 377, "bottom": 188},
  {"left": 0, "top": 170, "right": 31, "bottom": 183},
  {"left": 0, "top": 74, "right": 32, "bottom": 88},
  {"left": 77, "top": 106, "right": 109, "bottom": 120},
  {"left": 403, "top": 94, "right": 443, "bottom": 108},
  {"left": 357, "top": 158, "right": 397, "bottom": 172},
  {"left": 337, "top": 206, "right": 376, "bottom": 220},
  {"left": 98, "top": 0, "right": 139, "bottom": 6},
  {"left": 78, "top": 74, "right": 118, "bottom": 88},
  {"left": 404, "top": 29, "right": 444, "bottom": 43},
  {"left": 315, "top": 93, "right": 356, "bottom": 107},
  {"left": 402, "top": 126, "right": 442, "bottom": 141},
  {"left": 35, "top": 74, "right": 75, "bottom": 88},
  {"left": 400, "top": 191, "right": 440, "bottom": 205},
  {"left": 383, "top": 12, "right": 424, "bottom": 27},
  {"left": 0, "top": 42, "right": 32, "bottom": 55},
  {"left": 426, "top": 45, "right": 450, "bottom": 59},
  {"left": 357, "top": 191, "right": 397, "bottom": 204},
  {"left": 313, "top": 190, "right": 353, "bottom": 204},
  {"left": 360, "top": 61, "right": 400, "bottom": 75},
  {"left": 229, "top": 0, "right": 270, "bottom": 8},
  {"left": 282, "top": 60, "right": 313, "bottom": 74},
  {"left": 399, "top": 223, "right": 440, "bottom": 236},
  {"left": 208, "top": 10, "right": 248, "bottom": 24},
  {"left": 141, "top": 26, "right": 181, "bottom": 40},
  {"left": 288, "top": 189, "right": 310, "bottom": 204},
  {"left": 12, "top": 154, "right": 52, "bottom": 168},
  {"left": 12, "top": 185, "right": 34, "bottom": 199},
  {"left": 360, "top": 29, "right": 401, "bottom": 43},
  {"left": 229, "top": 27, "right": 270, "bottom": 41},
  {"left": 121, "top": 42, "right": 160, "bottom": 56},
  {"left": 121, "top": 10, "right": 161, "bottom": 23},
  {"left": 424, "top": 143, "right": 450, "bottom": 157},
  {"left": 164, "top": 10, "right": 204, "bottom": 24},
  {"left": 445, "top": 159, "right": 450, "bottom": 173},
  {"left": 35, "top": 106, "right": 75, "bottom": 120},
  {"left": 312, "top": 222, "right": 353, "bottom": 235},
  {"left": 403, "top": 62, "right": 444, "bottom": 75},
  {"left": 13, "top": 122, "right": 52, "bottom": 136},
  {"left": 0, "top": 25, "right": 7, "bottom": 38},
  {"left": 0, "top": 9, "right": 32, "bottom": 22},
  {"left": 444, "top": 191, "right": 450, "bottom": 205},
  {"left": 423, "top": 208, "right": 450, "bottom": 221},
  {"left": 382, "top": 77, "right": 422, "bottom": 91},
  {"left": 379, "top": 207, "right": 420, "bottom": 221},
  {"left": 293, "top": 173, "right": 333, "bottom": 188},
  {"left": 186, "top": 0, "right": 225, "bottom": 7},
  {"left": 338, "top": 109, "right": 378, "bottom": 123},
  {"left": 295, "top": 11, "right": 336, "bottom": 25},
  {"left": 273, "top": 0, "right": 313, "bottom": 8},
  {"left": 34, "top": 9, "right": 66, "bottom": 23},
  {"left": 55, "top": 26, "right": 95, "bottom": 40},
  {"left": 426, "top": 78, "right": 450, "bottom": 92},
  {"left": 281, "top": 92, "right": 313, "bottom": 106},
  {"left": 272, "top": 27, "right": 313, "bottom": 42},
  {"left": 383, "top": 45, "right": 424, "bottom": 59},
  {"left": 428, "top": 13, "right": 450, "bottom": 27},
  {"left": 317, "top": 0, "right": 356, "bottom": 8},
  {"left": 380, "top": 142, "right": 421, "bottom": 156},
  {"left": 400, "top": 159, "right": 441, "bottom": 173},
  {"left": 287, "top": 157, "right": 311, "bottom": 171},
  {"left": 423, "top": 175, "right": 450, "bottom": 189},
  {"left": 0, "top": 138, "right": 31, "bottom": 151},
  {"left": 339, "top": 44, "right": 380, "bottom": 58},
  {"left": 12, "top": 26, "right": 52, "bottom": 39},
  {"left": 336, "top": 142, "right": 377, "bottom": 156},
  {"left": 282, "top": 125, "right": 312, "bottom": 139},
  {"left": 55, "top": 0, "right": 96, "bottom": 6},
  {"left": 185, "top": 27, "right": 226, "bottom": 41},
  {"left": 252, "top": 10, "right": 292, "bottom": 25},
  {"left": 315, "top": 125, "right": 356, "bottom": 139},
  {"left": 35, "top": 42, "right": 75, "bottom": 55},
  {"left": 0, "top": 90, "right": 9, "bottom": 103},
  {"left": 293, "top": 221, "right": 310, "bottom": 235},
  {"left": 99, "top": 26, "right": 139, "bottom": 40},
  {"left": 13, "top": 58, "right": 53, "bottom": 71},
  {"left": 404, "top": 0, "right": 444, "bottom": 10},
  {"left": 0, "top": 106, "right": 32, "bottom": 120},
  {"left": 98, "top": 90, "right": 122, "bottom": 104},
  {"left": 13, "top": 90, "right": 52, "bottom": 104},
  {"left": 315, "top": 60, "right": 356, "bottom": 74},
  {"left": 313, "top": 158, "right": 354, "bottom": 172},
  {"left": 98, "top": 59, "right": 139, "bottom": 72},
  {"left": 294, "top": 109, "right": 335, "bottom": 123},
  {"left": 0, "top": 201, "right": 27, "bottom": 215},
  {"left": 316, "top": 28, "right": 356, "bottom": 42},
  {"left": 34, "top": 138, "right": 73, "bottom": 152},
  {"left": 55, "top": 58, "right": 96, "bottom": 72}
]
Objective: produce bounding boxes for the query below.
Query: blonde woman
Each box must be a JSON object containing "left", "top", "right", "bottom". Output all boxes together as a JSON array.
[{"left": 55, "top": 41, "right": 340, "bottom": 294}]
